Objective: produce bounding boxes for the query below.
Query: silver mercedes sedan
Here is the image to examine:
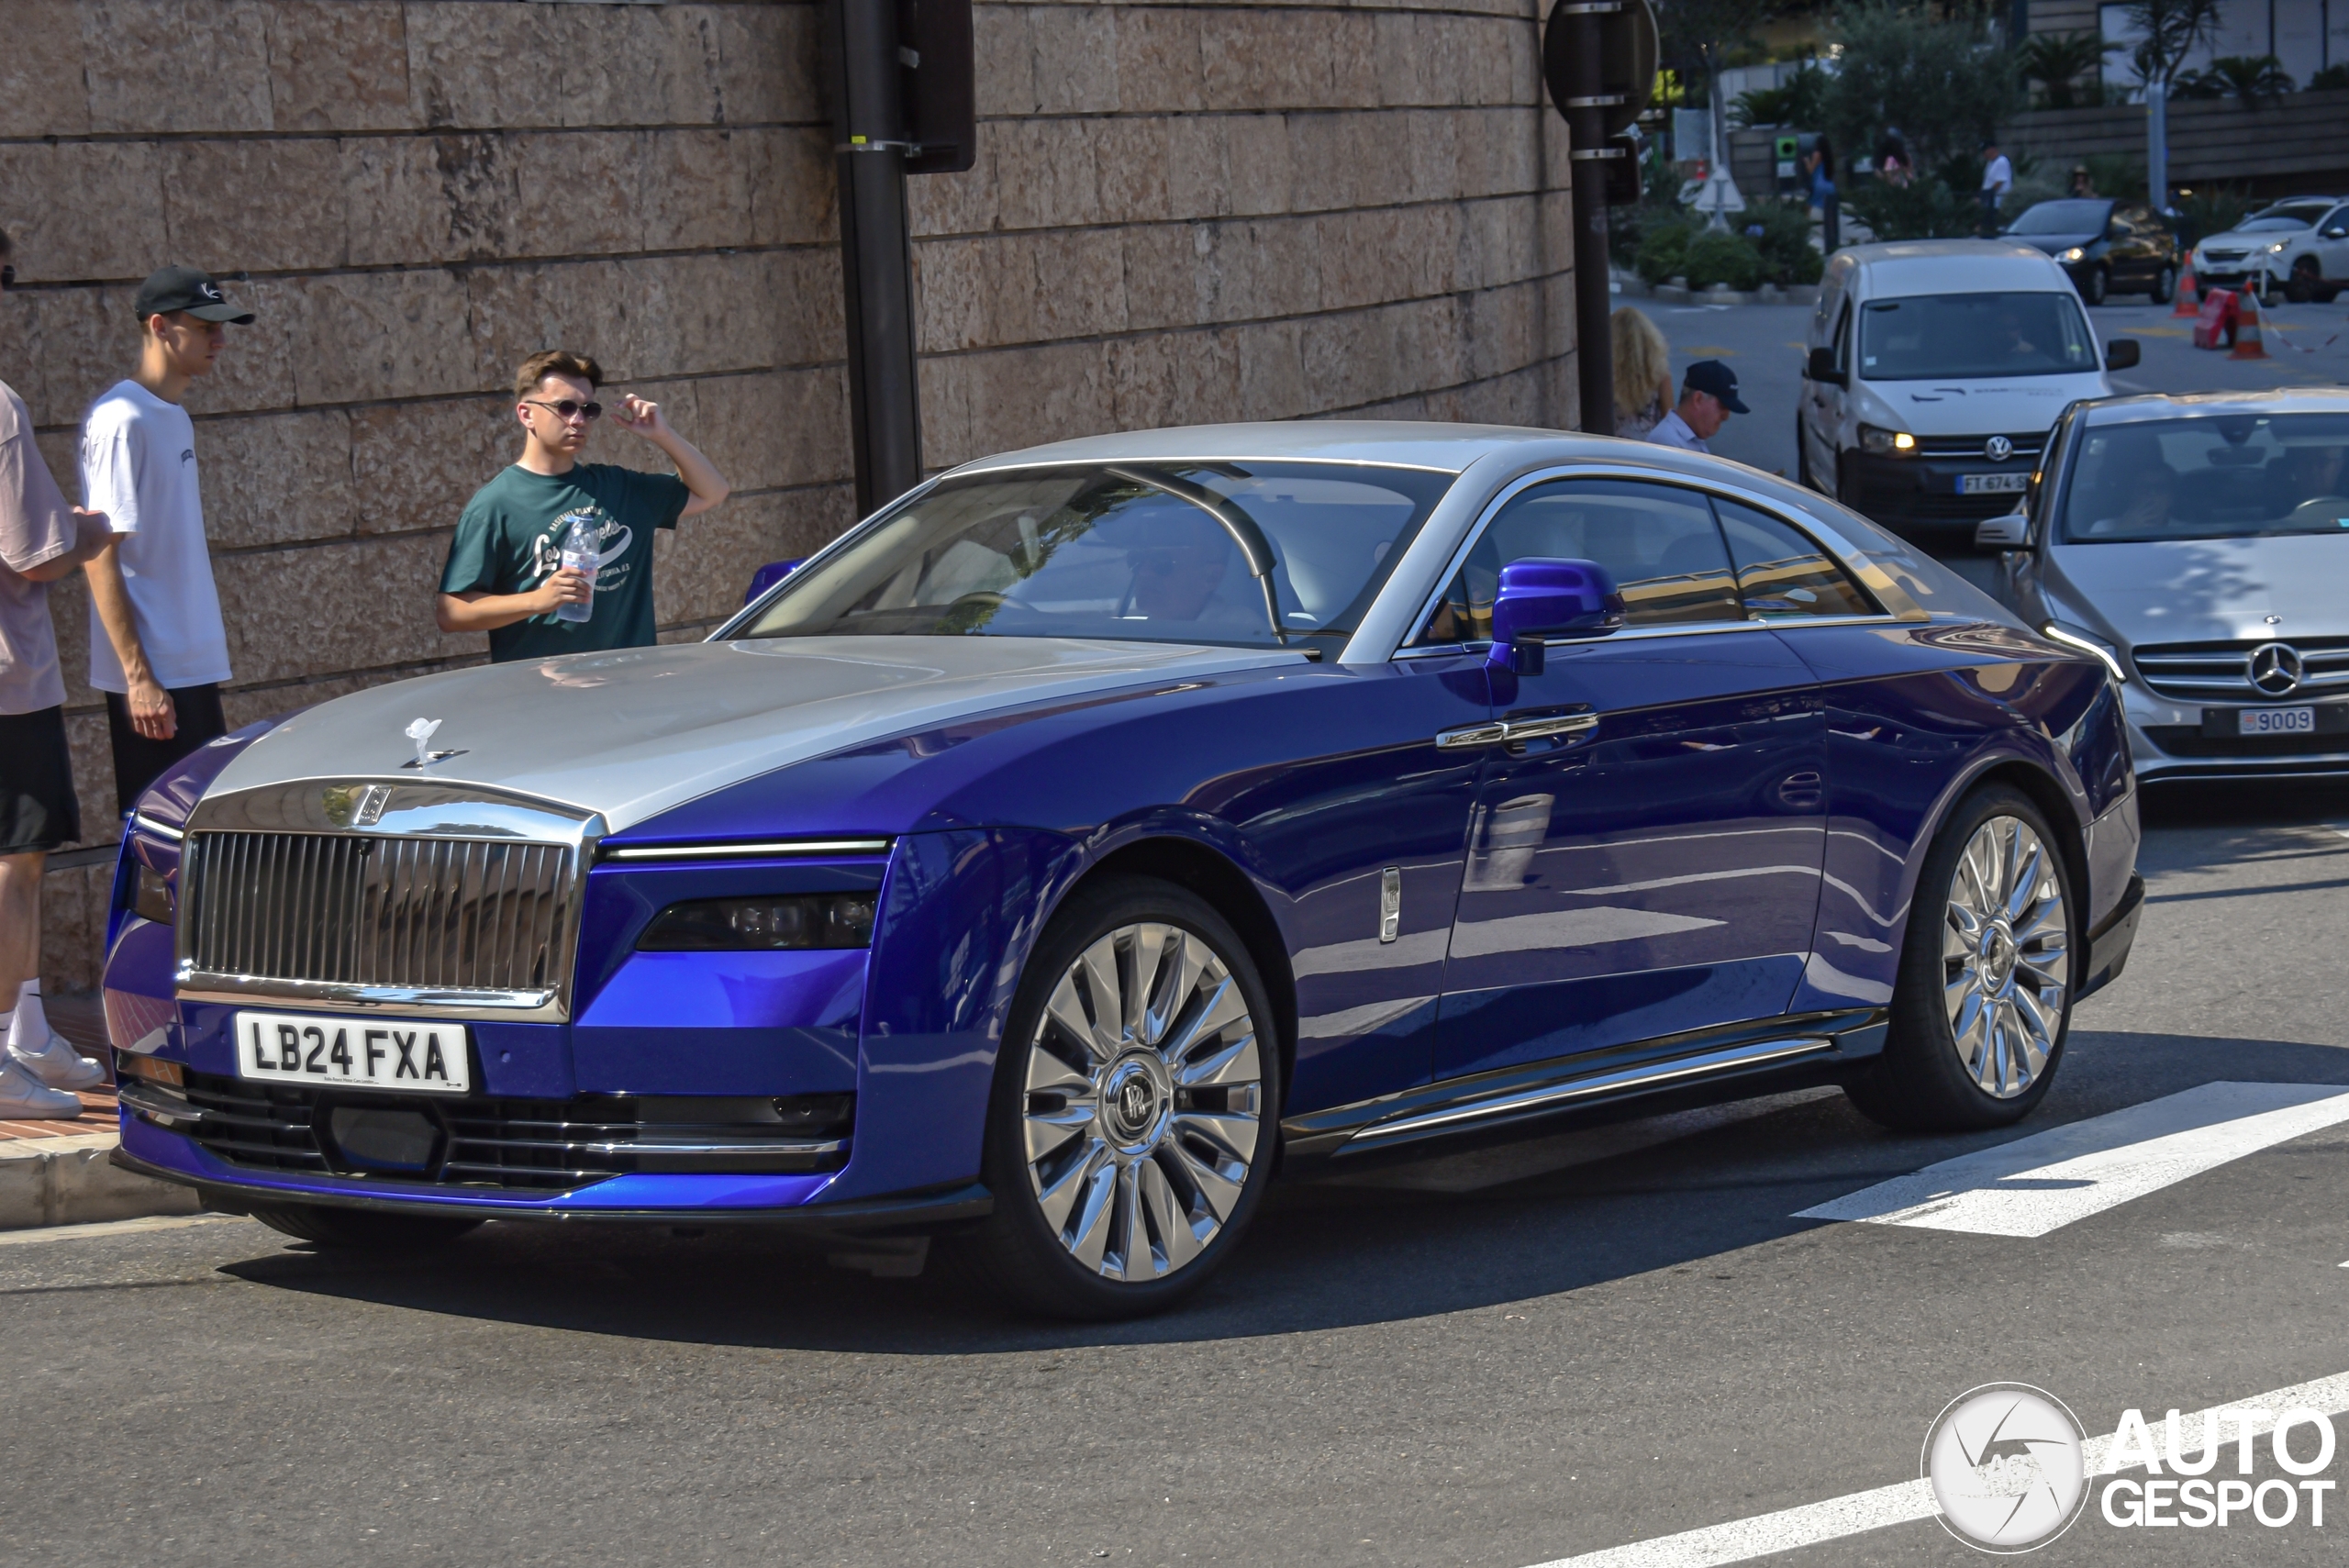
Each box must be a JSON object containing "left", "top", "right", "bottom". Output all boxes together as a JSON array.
[{"left": 1982, "top": 389, "right": 2349, "bottom": 783}]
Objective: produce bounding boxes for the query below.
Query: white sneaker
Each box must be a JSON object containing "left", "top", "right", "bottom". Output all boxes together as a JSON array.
[
  {"left": 0, "top": 1056, "right": 82, "bottom": 1119},
  {"left": 7, "top": 1030, "right": 106, "bottom": 1091}
]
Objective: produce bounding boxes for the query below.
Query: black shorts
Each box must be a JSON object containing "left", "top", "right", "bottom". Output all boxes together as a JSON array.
[
  {"left": 0, "top": 705, "right": 82, "bottom": 854},
  {"left": 105, "top": 682, "right": 228, "bottom": 815}
]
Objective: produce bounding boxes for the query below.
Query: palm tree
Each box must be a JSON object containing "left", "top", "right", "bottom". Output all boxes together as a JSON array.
[
  {"left": 2123, "top": 0, "right": 2224, "bottom": 206},
  {"left": 2208, "top": 54, "right": 2295, "bottom": 103},
  {"left": 2019, "top": 31, "right": 2115, "bottom": 109}
]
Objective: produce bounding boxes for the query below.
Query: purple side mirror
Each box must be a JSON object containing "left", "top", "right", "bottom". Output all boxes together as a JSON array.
[
  {"left": 1487, "top": 558, "right": 1623, "bottom": 672},
  {"left": 744, "top": 559, "right": 805, "bottom": 606}
]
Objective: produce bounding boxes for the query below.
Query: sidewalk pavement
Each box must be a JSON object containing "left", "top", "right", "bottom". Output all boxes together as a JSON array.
[{"left": 0, "top": 992, "right": 200, "bottom": 1229}]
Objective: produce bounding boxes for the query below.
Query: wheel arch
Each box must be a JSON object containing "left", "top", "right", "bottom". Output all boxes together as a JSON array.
[
  {"left": 1050, "top": 833, "right": 1300, "bottom": 1101},
  {"left": 1928, "top": 756, "right": 2094, "bottom": 935}
]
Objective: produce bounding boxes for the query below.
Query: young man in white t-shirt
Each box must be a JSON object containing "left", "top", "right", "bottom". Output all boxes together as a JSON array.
[{"left": 80, "top": 266, "right": 250, "bottom": 813}]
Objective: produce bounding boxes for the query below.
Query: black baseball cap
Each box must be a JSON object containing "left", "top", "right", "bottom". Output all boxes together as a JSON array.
[
  {"left": 1683, "top": 359, "right": 1748, "bottom": 414},
  {"left": 133, "top": 265, "right": 254, "bottom": 325}
]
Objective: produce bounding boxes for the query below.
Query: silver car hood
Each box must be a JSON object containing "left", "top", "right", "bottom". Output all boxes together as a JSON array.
[
  {"left": 205, "top": 637, "right": 1299, "bottom": 832},
  {"left": 2048, "top": 534, "right": 2349, "bottom": 646}
]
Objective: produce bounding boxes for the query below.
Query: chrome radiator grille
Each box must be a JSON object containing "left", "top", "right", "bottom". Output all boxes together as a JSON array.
[
  {"left": 2132, "top": 638, "right": 2349, "bottom": 701},
  {"left": 181, "top": 832, "right": 575, "bottom": 996}
]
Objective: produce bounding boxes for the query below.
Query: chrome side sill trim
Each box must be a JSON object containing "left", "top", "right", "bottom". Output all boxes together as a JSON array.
[
  {"left": 602, "top": 839, "right": 893, "bottom": 861},
  {"left": 1345, "top": 1036, "right": 1834, "bottom": 1145}
]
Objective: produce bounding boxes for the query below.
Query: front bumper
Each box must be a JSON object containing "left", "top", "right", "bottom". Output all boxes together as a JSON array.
[
  {"left": 2123, "top": 692, "right": 2349, "bottom": 782},
  {"left": 1840, "top": 449, "right": 2034, "bottom": 536},
  {"left": 2078, "top": 873, "right": 2143, "bottom": 1001}
]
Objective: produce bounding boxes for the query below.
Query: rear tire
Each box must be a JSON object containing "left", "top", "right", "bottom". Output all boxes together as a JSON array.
[
  {"left": 966, "top": 876, "right": 1281, "bottom": 1320},
  {"left": 251, "top": 1205, "right": 483, "bottom": 1249},
  {"left": 1843, "top": 785, "right": 2076, "bottom": 1133}
]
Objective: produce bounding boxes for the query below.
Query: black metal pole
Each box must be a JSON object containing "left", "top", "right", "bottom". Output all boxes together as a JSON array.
[
  {"left": 828, "top": 0, "right": 923, "bottom": 515},
  {"left": 1564, "top": 10, "right": 1615, "bottom": 437}
]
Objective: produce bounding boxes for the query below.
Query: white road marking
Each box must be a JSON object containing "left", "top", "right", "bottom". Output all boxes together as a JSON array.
[
  {"left": 1522, "top": 1370, "right": 2349, "bottom": 1568},
  {"left": 0, "top": 1213, "right": 239, "bottom": 1248},
  {"left": 1794, "top": 1082, "right": 2349, "bottom": 1238}
]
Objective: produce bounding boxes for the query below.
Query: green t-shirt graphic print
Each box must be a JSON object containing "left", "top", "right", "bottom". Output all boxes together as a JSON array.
[{"left": 440, "top": 462, "right": 691, "bottom": 662}]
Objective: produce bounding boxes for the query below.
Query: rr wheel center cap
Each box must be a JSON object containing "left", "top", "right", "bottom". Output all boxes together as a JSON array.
[{"left": 1099, "top": 1051, "right": 1173, "bottom": 1152}]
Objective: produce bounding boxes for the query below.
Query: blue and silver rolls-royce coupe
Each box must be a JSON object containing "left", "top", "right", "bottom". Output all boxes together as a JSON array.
[{"left": 102, "top": 423, "right": 2143, "bottom": 1318}]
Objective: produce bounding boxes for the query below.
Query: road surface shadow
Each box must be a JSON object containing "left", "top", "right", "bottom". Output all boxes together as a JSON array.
[{"left": 212, "top": 1031, "right": 2349, "bottom": 1353}]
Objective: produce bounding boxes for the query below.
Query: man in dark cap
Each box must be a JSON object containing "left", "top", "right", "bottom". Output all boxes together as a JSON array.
[
  {"left": 79, "top": 266, "right": 253, "bottom": 811},
  {"left": 1646, "top": 360, "right": 1747, "bottom": 455}
]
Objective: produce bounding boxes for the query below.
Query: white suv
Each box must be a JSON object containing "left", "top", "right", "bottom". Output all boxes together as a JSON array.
[{"left": 2191, "top": 196, "right": 2349, "bottom": 304}]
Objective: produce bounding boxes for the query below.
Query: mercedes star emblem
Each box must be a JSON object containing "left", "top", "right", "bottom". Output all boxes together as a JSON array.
[
  {"left": 2249, "top": 642, "right": 2304, "bottom": 696},
  {"left": 1985, "top": 435, "right": 2013, "bottom": 462}
]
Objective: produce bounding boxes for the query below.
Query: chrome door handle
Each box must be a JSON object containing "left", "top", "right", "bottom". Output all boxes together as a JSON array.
[{"left": 1435, "top": 714, "right": 1598, "bottom": 749}]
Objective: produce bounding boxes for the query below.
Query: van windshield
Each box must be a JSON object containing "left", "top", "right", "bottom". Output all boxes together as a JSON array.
[{"left": 1858, "top": 292, "right": 2099, "bottom": 381}]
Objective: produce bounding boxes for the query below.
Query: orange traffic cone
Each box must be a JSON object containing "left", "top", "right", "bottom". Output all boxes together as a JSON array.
[
  {"left": 2231, "top": 286, "right": 2268, "bottom": 359},
  {"left": 2172, "top": 262, "right": 2199, "bottom": 316}
]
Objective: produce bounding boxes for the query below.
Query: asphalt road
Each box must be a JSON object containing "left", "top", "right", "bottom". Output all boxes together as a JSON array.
[{"left": 8, "top": 777, "right": 2349, "bottom": 1567}]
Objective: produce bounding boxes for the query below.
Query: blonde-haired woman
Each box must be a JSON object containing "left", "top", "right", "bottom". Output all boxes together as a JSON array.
[{"left": 1610, "top": 306, "right": 1674, "bottom": 440}]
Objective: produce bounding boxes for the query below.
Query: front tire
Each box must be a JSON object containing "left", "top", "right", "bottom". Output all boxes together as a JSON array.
[
  {"left": 2150, "top": 263, "right": 2176, "bottom": 305},
  {"left": 1844, "top": 785, "right": 2076, "bottom": 1132},
  {"left": 251, "top": 1205, "right": 483, "bottom": 1249},
  {"left": 2081, "top": 264, "right": 2108, "bottom": 306},
  {"left": 2287, "top": 257, "right": 2321, "bottom": 305},
  {"left": 969, "top": 877, "right": 1280, "bottom": 1319}
]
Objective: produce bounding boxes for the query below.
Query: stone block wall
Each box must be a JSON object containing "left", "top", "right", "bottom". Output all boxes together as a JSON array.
[{"left": 2, "top": 0, "right": 1573, "bottom": 987}]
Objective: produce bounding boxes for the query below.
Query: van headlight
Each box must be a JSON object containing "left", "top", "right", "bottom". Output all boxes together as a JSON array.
[{"left": 1859, "top": 424, "right": 1917, "bottom": 456}]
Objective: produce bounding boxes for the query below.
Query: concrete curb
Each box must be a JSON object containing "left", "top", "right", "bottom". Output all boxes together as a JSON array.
[{"left": 0, "top": 1130, "right": 202, "bottom": 1230}]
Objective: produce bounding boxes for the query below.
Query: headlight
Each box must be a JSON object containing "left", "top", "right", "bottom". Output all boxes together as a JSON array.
[
  {"left": 636, "top": 893, "right": 877, "bottom": 951},
  {"left": 131, "top": 863, "right": 174, "bottom": 926},
  {"left": 2043, "top": 621, "right": 2127, "bottom": 684},
  {"left": 2264, "top": 239, "right": 2288, "bottom": 254},
  {"left": 1859, "top": 423, "right": 1917, "bottom": 456},
  {"left": 2056, "top": 247, "right": 2085, "bottom": 263}
]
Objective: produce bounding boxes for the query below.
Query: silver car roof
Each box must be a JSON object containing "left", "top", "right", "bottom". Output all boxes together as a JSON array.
[{"left": 2080, "top": 388, "right": 2349, "bottom": 424}]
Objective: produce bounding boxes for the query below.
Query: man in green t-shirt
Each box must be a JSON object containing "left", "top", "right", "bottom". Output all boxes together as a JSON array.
[{"left": 436, "top": 350, "right": 730, "bottom": 662}]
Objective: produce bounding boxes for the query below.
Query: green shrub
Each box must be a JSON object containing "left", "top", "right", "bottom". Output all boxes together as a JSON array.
[
  {"left": 1633, "top": 213, "right": 1696, "bottom": 284},
  {"left": 1846, "top": 177, "right": 1979, "bottom": 241},
  {"left": 1685, "top": 228, "right": 1765, "bottom": 291},
  {"left": 1742, "top": 198, "right": 1824, "bottom": 284}
]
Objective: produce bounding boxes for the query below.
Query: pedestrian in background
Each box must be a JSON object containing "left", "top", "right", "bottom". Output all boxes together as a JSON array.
[
  {"left": 0, "top": 227, "right": 115, "bottom": 1118},
  {"left": 437, "top": 350, "right": 731, "bottom": 662},
  {"left": 1806, "top": 139, "right": 1840, "bottom": 254},
  {"left": 1877, "top": 128, "right": 1910, "bottom": 188},
  {"left": 80, "top": 266, "right": 250, "bottom": 813},
  {"left": 1610, "top": 307, "right": 1675, "bottom": 440},
  {"left": 1647, "top": 360, "right": 1748, "bottom": 456},
  {"left": 2070, "top": 164, "right": 2097, "bottom": 199},
  {"left": 1980, "top": 139, "right": 2013, "bottom": 231}
]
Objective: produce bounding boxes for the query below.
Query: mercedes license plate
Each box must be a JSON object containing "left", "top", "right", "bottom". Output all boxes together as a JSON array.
[
  {"left": 233, "top": 1010, "right": 471, "bottom": 1094},
  {"left": 1959, "top": 473, "right": 2030, "bottom": 495},
  {"left": 2236, "top": 706, "right": 2316, "bottom": 735}
]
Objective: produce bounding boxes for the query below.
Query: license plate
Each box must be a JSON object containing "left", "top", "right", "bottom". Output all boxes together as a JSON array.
[
  {"left": 1959, "top": 473, "right": 2031, "bottom": 495},
  {"left": 2237, "top": 706, "right": 2316, "bottom": 735},
  {"left": 233, "top": 1011, "right": 471, "bottom": 1094}
]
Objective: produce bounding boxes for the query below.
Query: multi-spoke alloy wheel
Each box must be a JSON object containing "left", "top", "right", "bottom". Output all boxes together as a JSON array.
[
  {"left": 1941, "top": 815, "right": 2070, "bottom": 1098},
  {"left": 1022, "top": 920, "right": 1263, "bottom": 1280},
  {"left": 974, "top": 879, "right": 1278, "bottom": 1318},
  {"left": 1845, "top": 786, "right": 2076, "bottom": 1132}
]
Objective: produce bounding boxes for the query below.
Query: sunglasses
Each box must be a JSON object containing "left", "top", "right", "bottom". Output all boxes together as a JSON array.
[{"left": 525, "top": 397, "right": 602, "bottom": 422}]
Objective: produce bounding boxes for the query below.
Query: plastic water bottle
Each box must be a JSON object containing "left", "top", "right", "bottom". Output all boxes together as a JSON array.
[{"left": 556, "top": 515, "right": 596, "bottom": 624}]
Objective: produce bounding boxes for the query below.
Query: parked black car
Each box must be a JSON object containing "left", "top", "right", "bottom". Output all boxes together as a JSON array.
[{"left": 2004, "top": 199, "right": 2180, "bottom": 306}]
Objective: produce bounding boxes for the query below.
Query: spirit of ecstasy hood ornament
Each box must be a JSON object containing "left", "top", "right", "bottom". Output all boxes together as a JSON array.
[{"left": 402, "top": 717, "right": 464, "bottom": 770}]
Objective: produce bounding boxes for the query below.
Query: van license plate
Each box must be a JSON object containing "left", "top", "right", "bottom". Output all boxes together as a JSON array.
[
  {"left": 2237, "top": 707, "right": 2315, "bottom": 735},
  {"left": 1959, "top": 473, "right": 2031, "bottom": 495}
]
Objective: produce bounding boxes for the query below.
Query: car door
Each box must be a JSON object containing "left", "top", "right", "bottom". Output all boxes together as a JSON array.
[
  {"left": 2314, "top": 205, "right": 2349, "bottom": 284},
  {"left": 2107, "top": 207, "right": 2147, "bottom": 288},
  {"left": 1422, "top": 475, "right": 1829, "bottom": 1083}
]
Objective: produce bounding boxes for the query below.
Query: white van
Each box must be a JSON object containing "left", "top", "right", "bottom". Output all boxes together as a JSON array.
[{"left": 1797, "top": 239, "right": 2138, "bottom": 542}]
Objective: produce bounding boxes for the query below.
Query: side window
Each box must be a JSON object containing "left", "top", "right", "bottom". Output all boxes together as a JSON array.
[
  {"left": 1415, "top": 479, "right": 1740, "bottom": 643},
  {"left": 1712, "top": 498, "right": 1876, "bottom": 618}
]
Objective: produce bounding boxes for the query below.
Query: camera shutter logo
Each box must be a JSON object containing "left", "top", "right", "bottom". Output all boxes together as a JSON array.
[
  {"left": 1923, "top": 1383, "right": 2088, "bottom": 1552},
  {"left": 2250, "top": 642, "right": 2303, "bottom": 696}
]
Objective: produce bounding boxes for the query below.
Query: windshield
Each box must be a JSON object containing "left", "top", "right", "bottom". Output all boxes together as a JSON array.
[
  {"left": 2008, "top": 200, "right": 2110, "bottom": 235},
  {"left": 1859, "top": 291, "right": 2099, "bottom": 380},
  {"left": 736, "top": 461, "right": 1453, "bottom": 650},
  {"left": 2235, "top": 202, "right": 2330, "bottom": 233},
  {"left": 2061, "top": 413, "right": 2349, "bottom": 543}
]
